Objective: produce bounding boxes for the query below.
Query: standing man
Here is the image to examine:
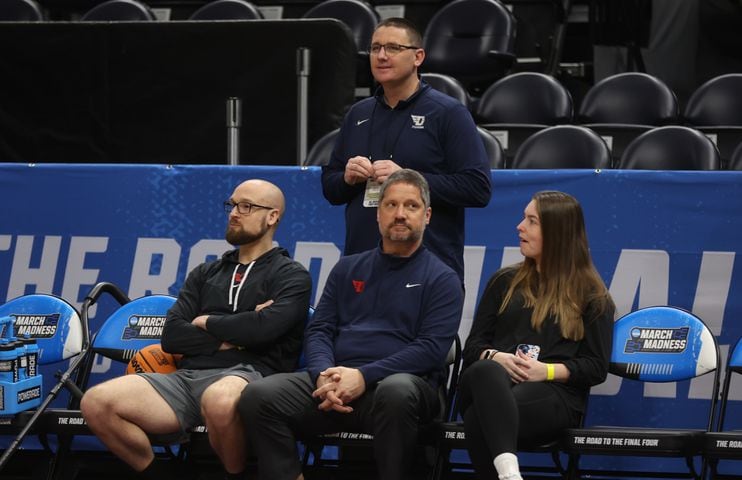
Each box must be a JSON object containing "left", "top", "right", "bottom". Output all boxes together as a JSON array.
[
  {"left": 239, "top": 169, "right": 463, "bottom": 480},
  {"left": 81, "top": 179, "right": 312, "bottom": 480},
  {"left": 322, "top": 17, "right": 492, "bottom": 282}
]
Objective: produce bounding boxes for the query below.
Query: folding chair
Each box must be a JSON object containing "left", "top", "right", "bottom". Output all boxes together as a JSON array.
[
  {"left": 301, "top": 335, "right": 462, "bottom": 479},
  {"left": 703, "top": 336, "right": 742, "bottom": 478},
  {"left": 563, "top": 306, "right": 720, "bottom": 479},
  {"left": 42, "top": 282, "right": 177, "bottom": 480},
  {"left": 431, "top": 351, "right": 578, "bottom": 479},
  {"left": 0, "top": 293, "right": 86, "bottom": 476}
]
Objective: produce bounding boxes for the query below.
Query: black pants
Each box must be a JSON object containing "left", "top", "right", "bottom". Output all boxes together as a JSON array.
[
  {"left": 238, "top": 371, "right": 440, "bottom": 480},
  {"left": 457, "top": 360, "right": 572, "bottom": 479}
]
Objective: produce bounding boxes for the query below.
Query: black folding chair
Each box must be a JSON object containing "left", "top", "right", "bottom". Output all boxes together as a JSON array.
[
  {"left": 563, "top": 306, "right": 721, "bottom": 479},
  {"left": 703, "top": 336, "right": 742, "bottom": 478},
  {"left": 42, "top": 282, "right": 178, "bottom": 480},
  {"left": 302, "top": 335, "right": 462, "bottom": 479}
]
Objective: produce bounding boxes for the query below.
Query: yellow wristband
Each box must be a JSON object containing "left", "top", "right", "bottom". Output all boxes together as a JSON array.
[{"left": 546, "top": 363, "right": 555, "bottom": 381}]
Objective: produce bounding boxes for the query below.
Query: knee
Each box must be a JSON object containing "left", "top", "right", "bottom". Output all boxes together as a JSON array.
[
  {"left": 80, "top": 384, "right": 114, "bottom": 424},
  {"left": 237, "top": 379, "right": 272, "bottom": 422},
  {"left": 201, "top": 389, "right": 240, "bottom": 426},
  {"left": 373, "top": 373, "right": 419, "bottom": 414},
  {"left": 459, "top": 360, "right": 509, "bottom": 403},
  {"left": 462, "top": 359, "right": 509, "bottom": 387}
]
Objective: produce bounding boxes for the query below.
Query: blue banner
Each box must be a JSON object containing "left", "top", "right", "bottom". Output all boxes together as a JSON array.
[{"left": 1, "top": 164, "right": 741, "bottom": 473}]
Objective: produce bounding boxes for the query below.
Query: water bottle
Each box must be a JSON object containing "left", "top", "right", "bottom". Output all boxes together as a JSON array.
[
  {"left": 23, "top": 334, "right": 39, "bottom": 378},
  {"left": 8, "top": 337, "right": 23, "bottom": 382},
  {"left": 0, "top": 339, "right": 15, "bottom": 384},
  {"left": 0, "top": 315, "right": 13, "bottom": 339}
]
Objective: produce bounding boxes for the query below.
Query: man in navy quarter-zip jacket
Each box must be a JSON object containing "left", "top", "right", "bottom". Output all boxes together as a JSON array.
[
  {"left": 81, "top": 179, "right": 311, "bottom": 480},
  {"left": 321, "top": 17, "right": 492, "bottom": 283},
  {"left": 239, "top": 169, "right": 463, "bottom": 480}
]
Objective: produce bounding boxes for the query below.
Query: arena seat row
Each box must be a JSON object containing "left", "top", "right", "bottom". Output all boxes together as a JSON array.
[
  {"left": 418, "top": 71, "right": 742, "bottom": 169},
  {"left": 0, "top": 0, "right": 264, "bottom": 21},
  {"left": 305, "top": 122, "right": 740, "bottom": 171},
  {"left": 3, "top": 289, "right": 742, "bottom": 479}
]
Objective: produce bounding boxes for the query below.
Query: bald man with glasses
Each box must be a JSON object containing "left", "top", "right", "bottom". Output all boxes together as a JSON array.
[
  {"left": 81, "top": 179, "right": 311, "bottom": 480},
  {"left": 321, "top": 17, "right": 492, "bottom": 284}
]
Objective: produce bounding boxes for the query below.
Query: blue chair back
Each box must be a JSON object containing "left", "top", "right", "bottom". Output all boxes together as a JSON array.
[
  {"left": 610, "top": 306, "right": 719, "bottom": 382},
  {"left": 0, "top": 294, "right": 83, "bottom": 365},
  {"left": 91, "top": 294, "right": 176, "bottom": 363}
]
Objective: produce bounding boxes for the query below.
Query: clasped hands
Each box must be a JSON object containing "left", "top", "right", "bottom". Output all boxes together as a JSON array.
[
  {"left": 312, "top": 366, "right": 366, "bottom": 413},
  {"left": 490, "top": 349, "right": 549, "bottom": 384},
  {"left": 344, "top": 156, "right": 401, "bottom": 185}
]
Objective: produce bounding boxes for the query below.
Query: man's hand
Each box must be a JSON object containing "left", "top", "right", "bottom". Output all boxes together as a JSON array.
[
  {"left": 313, "top": 371, "right": 349, "bottom": 413},
  {"left": 372, "top": 160, "right": 402, "bottom": 183},
  {"left": 344, "top": 156, "right": 374, "bottom": 185},
  {"left": 312, "top": 367, "right": 366, "bottom": 413},
  {"left": 255, "top": 299, "right": 274, "bottom": 311},
  {"left": 192, "top": 314, "right": 209, "bottom": 330}
]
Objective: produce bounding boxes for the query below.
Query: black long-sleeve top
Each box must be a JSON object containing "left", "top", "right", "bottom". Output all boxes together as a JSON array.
[
  {"left": 463, "top": 267, "right": 614, "bottom": 417},
  {"left": 161, "top": 247, "right": 312, "bottom": 376}
]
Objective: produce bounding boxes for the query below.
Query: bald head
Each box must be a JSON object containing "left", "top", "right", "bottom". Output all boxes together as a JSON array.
[{"left": 233, "top": 179, "right": 286, "bottom": 219}]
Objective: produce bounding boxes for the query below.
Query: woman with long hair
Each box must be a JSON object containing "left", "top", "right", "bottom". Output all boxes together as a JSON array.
[{"left": 459, "top": 190, "right": 615, "bottom": 479}]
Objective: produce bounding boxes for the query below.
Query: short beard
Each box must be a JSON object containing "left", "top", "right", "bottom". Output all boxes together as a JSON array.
[
  {"left": 225, "top": 222, "right": 269, "bottom": 246},
  {"left": 385, "top": 223, "right": 422, "bottom": 243}
]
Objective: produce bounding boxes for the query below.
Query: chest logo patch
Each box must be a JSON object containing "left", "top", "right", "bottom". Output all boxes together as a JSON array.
[
  {"left": 411, "top": 115, "right": 425, "bottom": 129},
  {"left": 352, "top": 280, "right": 365, "bottom": 293}
]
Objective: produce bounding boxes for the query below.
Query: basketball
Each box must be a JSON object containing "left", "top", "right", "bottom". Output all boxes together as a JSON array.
[{"left": 125, "top": 344, "right": 178, "bottom": 375}]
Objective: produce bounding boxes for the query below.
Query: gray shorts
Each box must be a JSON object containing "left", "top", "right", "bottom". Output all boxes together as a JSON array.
[{"left": 140, "top": 364, "right": 262, "bottom": 443}]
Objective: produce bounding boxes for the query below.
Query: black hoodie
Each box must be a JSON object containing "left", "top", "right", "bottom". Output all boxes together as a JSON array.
[{"left": 162, "top": 247, "right": 311, "bottom": 376}]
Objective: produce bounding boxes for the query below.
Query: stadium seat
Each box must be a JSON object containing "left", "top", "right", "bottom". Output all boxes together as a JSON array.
[
  {"left": 476, "top": 72, "right": 573, "bottom": 164},
  {"left": 510, "top": 125, "right": 611, "bottom": 169},
  {"left": 0, "top": 294, "right": 86, "bottom": 475},
  {"left": 0, "top": 0, "right": 43, "bottom": 21},
  {"left": 563, "top": 306, "right": 720, "bottom": 480},
  {"left": 421, "top": 72, "right": 471, "bottom": 108},
  {"left": 303, "top": 125, "right": 502, "bottom": 169},
  {"left": 684, "top": 74, "right": 742, "bottom": 169},
  {"left": 703, "top": 336, "right": 742, "bottom": 478},
  {"left": 81, "top": 0, "right": 157, "bottom": 21},
  {"left": 422, "top": 0, "right": 516, "bottom": 96},
  {"left": 189, "top": 0, "right": 263, "bottom": 20},
  {"left": 728, "top": 142, "right": 742, "bottom": 171},
  {"left": 618, "top": 126, "right": 721, "bottom": 170},
  {"left": 302, "top": 335, "right": 462, "bottom": 477},
  {"left": 303, "top": 128, "right": 339, "bottom": 167},
  {"left": 505, "top": 0, "right": 570, "bottom": 75},
  {"left": 477, "top": 126, "right": 504, "bottom": 169},
  {"left": 303, "top": 0, "right": 378, "bottom": 57},
  {"left": 578, "top": 72, "right": 679, "bottom": 167},
  {"left": 302, "top": 0, "right": 379, "bottom": 91}
]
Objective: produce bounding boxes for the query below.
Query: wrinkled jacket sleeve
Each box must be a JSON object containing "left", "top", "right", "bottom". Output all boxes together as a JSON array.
[
  {"left": 462, "top": 273, "right": 507, "bottom": 368},
  {"left": 204, "top": 262, "right": 312, "bottom": 349},
  {"left": 321, "top": 113, "right": 366, "bottom": 206},
  {"left": 304, "top": 263, "right": 340, "bottom": 384},
  {"left": 422, "top": 104, "right": 492, "bottom": 208},
  {"left": 161, "top": 264, "right": 222, "bottom": 356},
  {"left": 563, "top": 300, "right": 615, "bottom": 388}
]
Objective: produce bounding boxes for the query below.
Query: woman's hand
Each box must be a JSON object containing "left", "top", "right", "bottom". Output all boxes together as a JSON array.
[
  {"left": 490, "top": 351, "right": 531, "bottom": 383},
  {"left": 515, "top": 349, "right": 549, "bottom": 382}
]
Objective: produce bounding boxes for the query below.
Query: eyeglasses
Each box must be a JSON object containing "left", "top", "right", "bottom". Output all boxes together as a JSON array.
[
  {"left": 368, "top": 43, "right": 420, "bottom": 56},
  {"left": 224, "top": 200, "right": 275, "bottom": 215}
]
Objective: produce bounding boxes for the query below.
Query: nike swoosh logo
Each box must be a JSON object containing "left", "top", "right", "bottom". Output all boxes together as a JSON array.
[
  {"left": 405, "top": 283, "right": 422, "bottom": 288},
  {"left": 356, "top": 118, "right": 370, "bottom": 126}
]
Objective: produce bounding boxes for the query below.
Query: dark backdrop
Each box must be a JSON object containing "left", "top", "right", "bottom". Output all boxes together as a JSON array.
[{"left": 0, "top": 19, "right": 356, "bottom": 165}]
